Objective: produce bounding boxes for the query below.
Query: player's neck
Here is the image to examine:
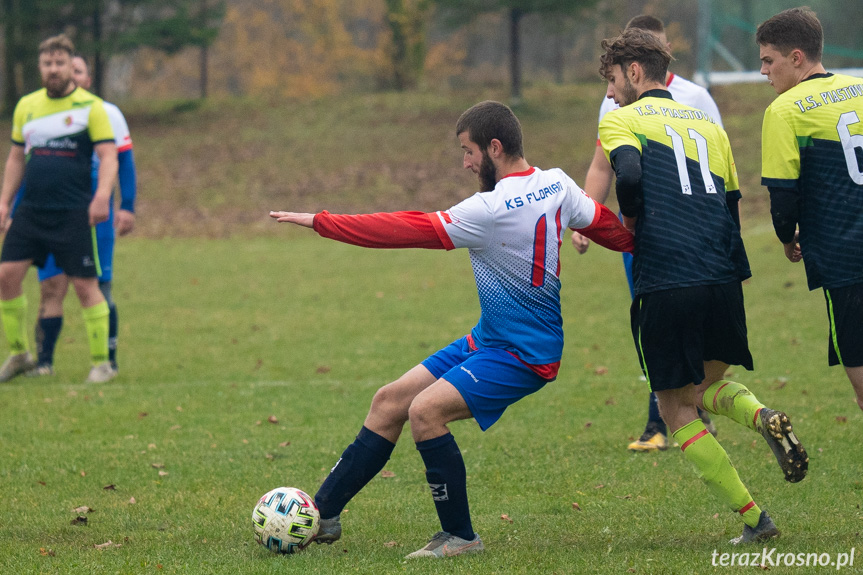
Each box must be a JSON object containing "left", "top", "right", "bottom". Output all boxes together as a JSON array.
[{"left": 497, "top": 158, "right": 531, "bottom": 181}]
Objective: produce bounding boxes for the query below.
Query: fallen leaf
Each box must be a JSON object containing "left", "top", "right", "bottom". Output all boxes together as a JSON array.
[
  {"left": 253, "top": 359, "right": 263, "bottom": 370},
  {"left": 138, "top": 412, "right": 148, "bottom": 419},
  {"left": 94, "top": 540, "right": 121, "bottom": 550},
  {"left": 500, "top": 514, "right": 513, "bottom": 523},
  {"left": 836, "top": 416, "right": 848, "bottom": 423},
  {"left": 616, "top": 495, "right": 632, "bottom": 500},
  {"left": 584, "top": 421, "right": 592, "bottom": 428},
  {"left": 176, "top": 405, "right": 183, "bottom": 412},
  {"left": 628, "top": 569, "right": 636, "bottom": 573},
  {"left": 242, "top": 439, "right": 249, "bottom": 444},
  {"left": 103, "top": 484, "right": 116, "bottom": 490},
  {"left": 594, "top": 484, "right": 605, "bottom": 489},
  {"left": 151, "top": 463, "right": 165, "bottom": 469},
  {"left": 383, "top": 541, "right": 399, "bottom": 548},
  {"left": 316, "top": 365, "right": 331, "bottom": 374},
  {"left": 70, "top": 516, "right": 88, "bottom": 525},
  {"left": 771, "top": 377, "right": 788, "bottom": 390},
  {"left": 255, "top": 420, "right": 261, "bottom": 426},
  {"left": 268, "top": 415, "right": 278, "bottom": 424},
  {"left": 381, "top": 470, "right": 396, "bottom": 478},
  {"left": 604, "top": 397, "right": 616, "bottom": 405},
  {"left": 572, "top": 502, "right": 581, "bottom": 511},
  {"left": 170, "top": 425, "right": 181, "bottom": 431},
  {"left": 652, "top": 461, "right": 658, "bottom": 467},
  {"left": 80, "top": 471, "right": 87, "bottom": 477},
  {"left": 594, "top": 366, "right": 609, "bottom": 375},
  {"left": 713, "top": 513, "right": 719, "bottom": 519},
  {"left": 128, "top": 497, "right": 136, "bottom": 504},
  {"left": 148, "top": 444, "right": 157, "bottom": 450},
  {"left": 265, "top": 453, "right": 274, "bottom": 460},
  {"left": 72, "top": 506, "right": 94, "bottom": 514},
  {"left": 37, "top": 481, "right": 46, "bottom": 486},
  {"left": 278, "top": 441, "right": 291, "bottom": 447},
  {"left": 39, "top": 548, "right": 55, "bottom": 557},
  {"left": 158, "top": 471, "right": 169, "bottom": 477}
]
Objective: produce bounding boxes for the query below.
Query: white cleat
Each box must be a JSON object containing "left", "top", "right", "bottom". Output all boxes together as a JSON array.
[
  {"left": 0, "top": 352, "right": 37, "bottom": 382},
  {"left": 86, "top": 362, "right": 117, "bottom": 384}
]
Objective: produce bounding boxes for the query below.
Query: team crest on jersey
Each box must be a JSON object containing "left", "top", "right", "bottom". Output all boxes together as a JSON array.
[{"left": 64, "top": 116, "right": 73, "bottom": 126}]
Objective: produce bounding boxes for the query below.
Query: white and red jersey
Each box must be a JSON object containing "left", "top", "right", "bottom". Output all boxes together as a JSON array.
[
  {"left": 104, "top": 102, "right": 133, "bottom": 152},
  {"left": 596, "top": 73, "right": 723, "bottom": 143},
  {"left": 313, "top": 167, "right": 633, "bottom": 377}
]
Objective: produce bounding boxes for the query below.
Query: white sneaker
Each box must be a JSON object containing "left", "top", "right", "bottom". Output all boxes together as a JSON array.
[
  {"left": 0, "top": 352, "right": 37, "bottom": 382},
  {"left": 86, "top": 362, "right": 117, "bottom": 383},
  {"left": 405, "top": 531, "right": 484, "bottom": 558},
  {"left": 26, "top": 365, "right": 55, "bottom": 377}
]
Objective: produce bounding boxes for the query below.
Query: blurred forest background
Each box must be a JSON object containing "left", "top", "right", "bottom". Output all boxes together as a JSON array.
[{"left": 3, "top": 0, "right": 863, "bottom": 113}]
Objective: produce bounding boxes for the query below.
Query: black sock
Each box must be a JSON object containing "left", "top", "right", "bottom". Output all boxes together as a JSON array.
[
  {"left": 36, "top": 316, "right": 63, "bottom": 367},
  {"left": 314, "top": 426, "right": 395, "bottom": 519},
  {"left": 416, "top": 433, "right": 474, "bottom": 541},
  {"left": 647, "top": 392, "right": 667, "bottom": 435},
  {"left": 108, "top": 305, "right": 118, "bottom": 367}
]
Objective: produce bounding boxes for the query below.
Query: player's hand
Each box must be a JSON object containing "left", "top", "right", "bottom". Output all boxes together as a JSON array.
[
  {"left": 622, "top": 215, "right": 637, "bottom": 233},
  {"left": 269, "top": 211, "right": 315, "bottom": 228},
  {"left": 115, "top": 209, "right": 136, "bottom": 236},
  {"left": 89, "top": 196, "right": 110, "bottom": 226},
  {"left": 783, "top": 231, "right": 802, "bottom": 263},
  {"left": 571, "top": 231, "right": 590, "bottom": 254}
]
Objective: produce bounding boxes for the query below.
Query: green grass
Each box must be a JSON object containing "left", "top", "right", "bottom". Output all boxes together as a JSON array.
[
  {"left": 0, "top": 225, "right": 860, "bottom": 574},
  {"left": 0, "top": 85, "right": 859, "bottom": 573}
]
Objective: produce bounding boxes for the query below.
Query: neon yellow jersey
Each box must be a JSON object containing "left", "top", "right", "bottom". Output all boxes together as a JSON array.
[
  {"left": 11, "top": 86, "right": 114, "bottom": 210},
  {"left": 599, "top": 91, "right": 749, "bottom": 295},
  {"left": 761, "top": 73, "right": 863, "bottom": 290}
]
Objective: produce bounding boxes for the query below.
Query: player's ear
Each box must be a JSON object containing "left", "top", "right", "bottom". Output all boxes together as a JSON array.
[{"left": 488, "top": 138, "right": 504, "bottom": 158}]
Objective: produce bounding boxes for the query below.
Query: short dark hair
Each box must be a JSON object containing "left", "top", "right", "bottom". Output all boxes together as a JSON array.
[
  {"left": 625, "top": 15, "right": 665, "bottom": 35},
  {"left": 38, "top": 34, "right": 74, "bottom": 56},
  {"left": 600, "top": 28, "right": 671, "bottom": 84},
  {"left": 756, "top": 7, "right": 823, "bottom": 62},
  {"left": 456, "top": 101, "right": 524, "bottom": 159}
]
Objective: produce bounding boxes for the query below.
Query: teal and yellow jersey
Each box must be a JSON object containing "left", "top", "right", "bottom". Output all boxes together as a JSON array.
[
  {"left": 762, "top": 73, "right": 863, "bottom": 290},
  {"left": 599, "top": 91, "right": 750, "bottom": 295},
  {"left": 11, "top": 86, "right": 114, "bottom": 211}
]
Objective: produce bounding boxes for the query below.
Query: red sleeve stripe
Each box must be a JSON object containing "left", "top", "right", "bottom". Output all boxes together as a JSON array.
[
  {"left": 555, "top": 207, "right": 563, "bottom": 278},
  {"left": 753, "top": 407, "right": 763, "bottom": 430},
  {"left": 680, "top": 429, "right": 709, "bottom": 452},
  {"left": 430, "top": 212, "right": 456, "bottom": 250},
  {"left": 738, "top": 501, "right": 756, "bottom": 515}
]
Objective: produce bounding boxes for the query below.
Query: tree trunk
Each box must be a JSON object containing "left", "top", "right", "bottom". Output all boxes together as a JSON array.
[
  {"left": 92, "top": 0, "right": 104, "bottom": 96},
  {"left": 200, "top": 44, "right": 208, "bottom": 99},
  {"left": 509, "top": 8, "right": 523, "bottom": 105},
  {"left": 2, "top": 0, "right": 18, "bottom": 115}
]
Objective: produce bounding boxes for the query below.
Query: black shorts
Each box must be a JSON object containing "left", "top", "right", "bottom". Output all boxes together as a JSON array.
[
  {"left": 1, "top": 207, "right": 99, "bottom": 278},
  {"left": 824, "top": 283, "right": 863, "bottom": 368},
  {"left": 631, "top": 282, "right": 754, "bottom": 392}
]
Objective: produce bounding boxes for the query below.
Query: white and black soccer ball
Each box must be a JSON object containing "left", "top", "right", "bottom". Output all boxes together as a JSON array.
[{"left": 252, "top": 487, "right": 320, "bottom": 554}]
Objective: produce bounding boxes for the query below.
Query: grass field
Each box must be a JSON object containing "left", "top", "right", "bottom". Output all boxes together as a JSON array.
[{"left": 0, "top": 85, "right": 860, "bottom": 573}]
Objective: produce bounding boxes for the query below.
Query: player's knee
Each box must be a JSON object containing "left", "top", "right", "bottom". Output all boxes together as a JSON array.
[{"left": 369, "top": 384, "right": 408, "bottom": 421}]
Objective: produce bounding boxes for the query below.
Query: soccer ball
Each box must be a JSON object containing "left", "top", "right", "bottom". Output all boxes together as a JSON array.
[{"left": 252, "top": 487, "right": 320, "bottom": 554}]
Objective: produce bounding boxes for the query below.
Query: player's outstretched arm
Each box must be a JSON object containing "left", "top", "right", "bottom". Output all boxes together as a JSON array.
[{"left": 270, "top": 211, "right": 315, "bottom": 228}]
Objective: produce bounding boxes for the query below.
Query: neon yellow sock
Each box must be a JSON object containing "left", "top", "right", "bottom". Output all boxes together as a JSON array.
[
  {"left": 1, "top": 295, "right": 29, "bottom": 354},
  {"left": 702, "top": 380, "right": 765, "bottom": 432},
  {"left": 673, "top": 420, "right": 762, "bottom": 528},
  {"left": 82, "top": 301, "right": 109, "bottom": 365}
]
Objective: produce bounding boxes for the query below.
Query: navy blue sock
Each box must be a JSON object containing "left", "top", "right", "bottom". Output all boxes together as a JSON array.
[
  {"left": 36, "top": 316, "right": 63, "bottom": 367},
  {"left": 416, "top": 433, "right": 474, "bottom": 541},
  {"left": 647, "top": 392, "right": 667, "bottom": 434},
  {"left": 108, "top": 304, "right": 118, "bottom": 368},
  {"left": 314, "top": 426, "right": 395, "bottom": 519}
]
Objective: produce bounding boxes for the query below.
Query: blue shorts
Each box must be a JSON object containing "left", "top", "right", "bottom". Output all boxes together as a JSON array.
[
  {"left": 38, "top": 229, "right": 114, "bottom": 283},
  {"left": 421, "top": 336, "right": 549, "bottom": 431}
]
